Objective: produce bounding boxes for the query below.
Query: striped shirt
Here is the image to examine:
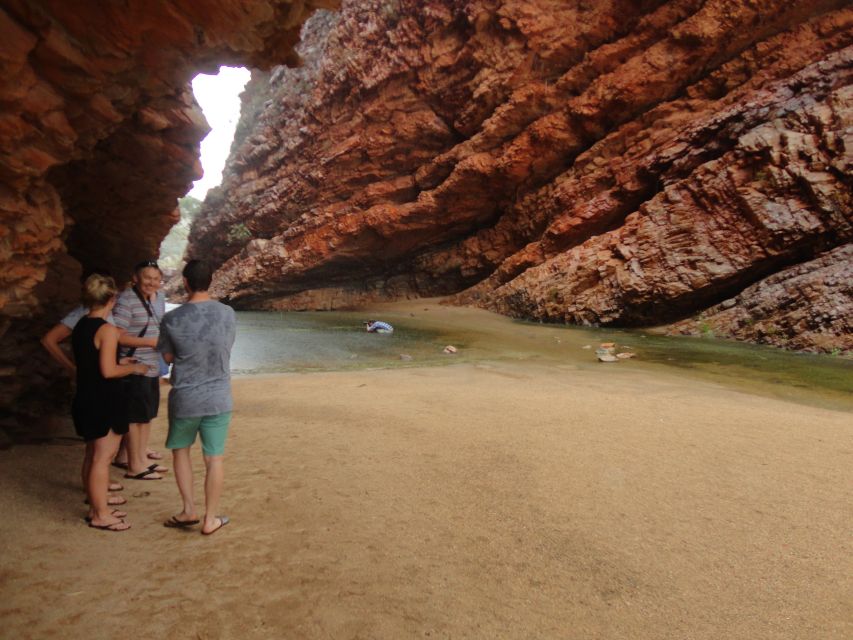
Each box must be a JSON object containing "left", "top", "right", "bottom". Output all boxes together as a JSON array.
[
  {"left": 366, "top": 321, "right": 394, "bottom": 333},
  {"left": 113, "top": 289, "right": 165, "bottom": 377}
]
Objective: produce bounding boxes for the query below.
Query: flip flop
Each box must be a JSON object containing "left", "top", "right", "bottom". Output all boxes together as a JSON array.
[
  {"left": 89, "top": 520, "right": 131, "bottom": 532},
  {"left": 85, "top": 509, "right": 127, "bottom": 522},
  {"left": 84, "top": 494, "right": 127, "bottom": 506},
  {"left": 164, "top": 516, "right": 200, "bottom": 528},
  {"left": 147, "top": 463, "right": 168, "bottom": 473},
  {"left": 125, "top": 468, "right": 162, "bottom": 480},
  {"left": 201, "top": 515, "right": 230, "bottom": 536}
]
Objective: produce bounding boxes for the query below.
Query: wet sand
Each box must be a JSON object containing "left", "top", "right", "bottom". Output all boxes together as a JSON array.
[{"left": 0, "top": 359, "right": 850, "bottom": 639}]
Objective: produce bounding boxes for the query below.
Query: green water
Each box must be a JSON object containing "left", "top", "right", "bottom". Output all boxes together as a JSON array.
[{"left": 231, "top": 304, "right": 853, "bottom": 412}]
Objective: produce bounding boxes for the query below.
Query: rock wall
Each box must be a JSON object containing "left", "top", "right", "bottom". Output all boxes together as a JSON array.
[
  {"left": 665, "top": 244, "right": 853, "bottom": 353},
  {"left": 0, "top": 0, "right": 334, "bottom": 414},
  {"left": 188, "top": 0, "right": 852, "bottom": 353}
]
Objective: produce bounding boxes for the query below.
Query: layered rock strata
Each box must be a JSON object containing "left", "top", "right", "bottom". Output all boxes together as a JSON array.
[
  {"left": 666, "top": 245, "right": 853, "bottom": 353},
  {"left": 189, "top": 0, "right": 852, "bottom": 352},
  {"left": 0, "top": 0, "right": 334, "bottom": 413}
]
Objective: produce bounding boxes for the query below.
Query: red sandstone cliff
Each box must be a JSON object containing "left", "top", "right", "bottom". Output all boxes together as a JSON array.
[
  {"left": 0, "top": 0, "right": 333, "bottom": 413},
  {"left": 188, "top": 0, "right": 852, "bottom": 353}
]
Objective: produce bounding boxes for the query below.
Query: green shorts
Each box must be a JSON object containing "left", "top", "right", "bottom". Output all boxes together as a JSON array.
[{"left": 166, "top": 412, "right": 232, "bottom": 456}]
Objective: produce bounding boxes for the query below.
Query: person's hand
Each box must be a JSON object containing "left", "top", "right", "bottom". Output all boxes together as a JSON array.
[
  {"left": 119, "top": 357, "right": 138, "bottom": 365},
  {"left": 134, "top": 363, "right": 149, "bottom": 375}
]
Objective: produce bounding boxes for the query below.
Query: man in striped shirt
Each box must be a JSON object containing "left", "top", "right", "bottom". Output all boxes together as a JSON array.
[{"left": 114, "top": 261, "right": 167, "bottom": 480}]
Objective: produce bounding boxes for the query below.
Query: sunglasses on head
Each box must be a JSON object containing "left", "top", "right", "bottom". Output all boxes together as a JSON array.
[{"left": 134, "top": 260, "right": 160, "bottom": 271}]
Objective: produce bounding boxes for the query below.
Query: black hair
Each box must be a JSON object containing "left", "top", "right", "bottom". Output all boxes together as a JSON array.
[
  {"left": 183, "top": 259, "right": 212, "bottom": 292},
  {"left": 133, "top": 259, "right": 161, "bottom": 274}
]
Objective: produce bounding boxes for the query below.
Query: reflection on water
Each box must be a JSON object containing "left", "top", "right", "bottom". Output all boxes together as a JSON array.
[
  {"left": 230, "top": 310, "right": 464, "bottom": 374},
  {"left": 228, "top": 304, "right": 853, "bottom": 412}
]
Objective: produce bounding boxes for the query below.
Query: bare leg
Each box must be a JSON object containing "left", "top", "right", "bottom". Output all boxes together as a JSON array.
[
  {"left": 113, "top": 435, "right": 128, "bottom": 465},
  {"left": 125, "top": 422, "right": 162, "bottom": 478},
  {"left": 88, "top": 431, "right": 129, "bottom": 529},
  {"left": 171, "top": 447, "right": 198, "bottom": 521},
  {"left": 140, "top": 421, "right": 167, "bottom": 472},
  {"left": 201, "top": 455, "right": 224, "bottom": 534},
  {"left": 83, "top": 438, "right": 125, "bottom": 504},
  {"left": 81, "top": 441, "right": 94, "bottom": 491}
]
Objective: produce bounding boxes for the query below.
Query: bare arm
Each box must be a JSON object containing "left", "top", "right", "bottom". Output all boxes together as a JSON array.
[
  {"left": 97, "top": 325, "right": 149, "bottom": 378},
  {"left": 117, "top": 331, "right": 158, "bottom": 349},
  {"left": 161, "top": 352, "right": 174, "bottom": 364},
  {"left": 40, "top": 324, "right": 75, "bottom": 373}
]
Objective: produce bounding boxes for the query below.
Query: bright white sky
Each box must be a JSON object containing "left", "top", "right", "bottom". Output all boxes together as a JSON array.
[{"left": 188, "top": 66, "right": 252, "bottom": 199}]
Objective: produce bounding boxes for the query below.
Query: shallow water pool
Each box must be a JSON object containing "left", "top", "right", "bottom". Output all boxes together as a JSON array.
[{"left": 227, "top": 304, "right": 853, "bottom": 412}]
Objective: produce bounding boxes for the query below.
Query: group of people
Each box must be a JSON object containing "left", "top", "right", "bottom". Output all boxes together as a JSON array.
[{"left": 41, "top": 259, "right": 236, "bottom": 534}]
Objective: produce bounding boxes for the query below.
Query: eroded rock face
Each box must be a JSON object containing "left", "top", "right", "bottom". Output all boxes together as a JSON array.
[
  {"left": 189, "top": 0, "right": 852, "bottom": 352},
  {"left": 665, "top": 244, "right": 853, "bottom": 353},
  {"left": 0, "top": 0, "right": 334, "bottom": 412}
]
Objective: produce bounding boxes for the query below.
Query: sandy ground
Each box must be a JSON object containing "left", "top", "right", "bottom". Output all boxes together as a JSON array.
[{"left": 0, "top": 361, "right": 851, "bottom": 639}]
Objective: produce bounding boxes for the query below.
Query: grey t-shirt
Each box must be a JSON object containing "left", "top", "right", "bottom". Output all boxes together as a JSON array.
[{"left": 157, "top": 300, "right": 236, "bottom": 419}]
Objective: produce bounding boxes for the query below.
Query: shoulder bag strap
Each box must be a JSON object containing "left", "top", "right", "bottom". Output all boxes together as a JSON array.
[{"left": 123, "top": 287, "right": 152, "bottom": 360}]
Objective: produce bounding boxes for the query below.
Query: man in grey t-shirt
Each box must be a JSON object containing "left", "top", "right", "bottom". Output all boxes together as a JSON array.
[{"left": 157, "top": 260, "right": 236, "bottom": 535}]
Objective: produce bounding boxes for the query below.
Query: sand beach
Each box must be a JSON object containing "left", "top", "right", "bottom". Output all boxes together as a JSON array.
[{"left": 1, "top": 346, "right": 851, "bottom": 638}]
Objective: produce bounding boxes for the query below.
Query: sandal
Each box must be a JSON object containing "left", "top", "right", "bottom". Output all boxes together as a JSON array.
[
  {"left": 164, "top": 516, "right": 200, "bottom": 528},
  {"left": 201, "top": 515, "right": 230, "bottom": 536},
  {"left": 85, "top": 509, "right": 127, "bottom": 522},
  {"left": 124, "top": 468, "right": 162, "bottom": 480},
  {"left": 89, "top": 519, "right": 131, "bottom": 532}
]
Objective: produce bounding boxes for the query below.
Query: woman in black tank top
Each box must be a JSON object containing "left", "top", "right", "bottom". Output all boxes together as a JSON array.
[{"left": 71, "top": 275, "right": 149, "bottom": 532}]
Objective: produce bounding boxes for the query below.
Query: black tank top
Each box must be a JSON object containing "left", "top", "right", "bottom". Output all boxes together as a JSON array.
[
  {"left": 72, "top": 316, "right": 109, "bottom": 403},
  {"left": 71, "top": 317, "right": 128, "bottom": 436}
]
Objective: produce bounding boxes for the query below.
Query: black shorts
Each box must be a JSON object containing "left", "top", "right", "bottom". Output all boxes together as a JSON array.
[{"left": 125, "top": 375, "right": 160, "bottom": 423}]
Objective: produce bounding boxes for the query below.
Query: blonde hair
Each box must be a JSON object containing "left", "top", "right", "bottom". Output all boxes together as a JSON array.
[{"left": 81, "top": 274, "right": 117, "bottom": 309}]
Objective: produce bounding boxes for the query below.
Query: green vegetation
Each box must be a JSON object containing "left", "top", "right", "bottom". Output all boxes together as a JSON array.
[
  {"left": 158, "top": 195, "right": 202, "bottom": 270},
  {"left": 227, "top": 222, "right": 252, "bottom": 245}
]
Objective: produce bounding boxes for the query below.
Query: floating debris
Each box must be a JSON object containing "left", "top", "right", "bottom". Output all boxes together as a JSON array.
[
  {"left": 443, "top": 345, "right": 458, "bottom": 354},
  {"left": 399, "top": 354, "right": 413, "bottom": 361}
]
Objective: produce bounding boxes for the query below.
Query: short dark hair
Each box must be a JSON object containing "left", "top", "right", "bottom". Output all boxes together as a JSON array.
[
  {"left": 183, "top": 259, "right": 212, "bottom": 292},
  {"left": 133, "top": 259, "right": 161, "bottom": 275}
]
